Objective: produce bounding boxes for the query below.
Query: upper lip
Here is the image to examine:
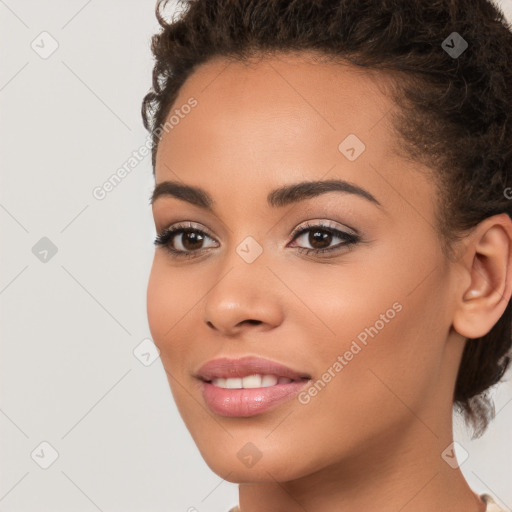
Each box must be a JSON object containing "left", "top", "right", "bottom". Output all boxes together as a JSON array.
[{"left": 196, "top": 356, "right": 311, "bottom": 381}]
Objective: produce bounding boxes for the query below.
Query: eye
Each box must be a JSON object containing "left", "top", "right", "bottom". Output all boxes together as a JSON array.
[
  {"left": 154, "top": 222, "right": 218, "bottom": 258},
  {"left": 154, "top": 220, "right": 361, "bottom": 259},
  {"left": 288, "top": 221, "right": 360, "bottom": 256}
]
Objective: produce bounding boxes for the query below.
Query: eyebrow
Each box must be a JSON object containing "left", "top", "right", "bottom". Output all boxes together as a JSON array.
[{"left": 150, "top": 179, "right": 382, "bottom": 209}]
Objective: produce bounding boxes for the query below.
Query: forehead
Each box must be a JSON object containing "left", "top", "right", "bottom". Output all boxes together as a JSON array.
[
  {"left": 153, "top": 52, "right": 437, "bottom": 228},
  {"left": 155, "top": 53, "right": 396, "bottom": 175}
]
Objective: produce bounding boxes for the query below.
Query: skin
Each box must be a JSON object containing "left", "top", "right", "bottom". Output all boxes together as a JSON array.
[{"left": 147, "top": 52, "right": 512, "bottom": 512}]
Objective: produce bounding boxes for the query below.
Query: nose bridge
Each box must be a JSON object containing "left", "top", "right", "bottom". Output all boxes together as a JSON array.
[
  {"left": 202, "top": 233, "right": 283, "bottom": 333},
  {"left": 209, "top": 231, "right": 269, "bottom": 307}
]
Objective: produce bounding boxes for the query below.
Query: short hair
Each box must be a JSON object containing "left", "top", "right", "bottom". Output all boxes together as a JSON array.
[{"left": 141, "top": 0, "right": 512, "bottom": 438}]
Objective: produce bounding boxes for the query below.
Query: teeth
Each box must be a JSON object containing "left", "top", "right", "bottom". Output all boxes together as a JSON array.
[
  {"left": 225, "top": 378, "right": 242, "bottom": 389},
  {"left": 261, "top": 374, "right": 278, "bottom": 387},
  {"left": 211, "top": 374, "right": 293, "bottom": 389},
  {"left": 242, "top": 375, "right": 263, "bottom": 388}
]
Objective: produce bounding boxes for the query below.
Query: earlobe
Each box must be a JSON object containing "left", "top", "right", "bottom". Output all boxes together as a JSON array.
[{"left": 453, "top": 214, "right": 512, "bottom": 340}]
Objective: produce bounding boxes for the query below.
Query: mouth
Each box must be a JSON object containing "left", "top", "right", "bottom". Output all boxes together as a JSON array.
[{"left": 195, "top": 356, "right": 312, "bottom": 417}]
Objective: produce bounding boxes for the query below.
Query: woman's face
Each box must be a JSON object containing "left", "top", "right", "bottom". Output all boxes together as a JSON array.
[{"left": 147, "top": 53, "right": 465, "bottom": 482}]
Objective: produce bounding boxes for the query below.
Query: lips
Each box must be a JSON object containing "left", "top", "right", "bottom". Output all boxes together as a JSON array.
[
  {"left": 196, "top": 355, "right": 311, "bottom": 382},
  {"left": 196, "top": 356, "right": 312, "bottom": 417}
]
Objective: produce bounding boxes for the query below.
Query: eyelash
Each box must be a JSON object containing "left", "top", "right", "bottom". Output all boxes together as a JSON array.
[{"left": 153, "top": 221, "right": 360, "bottom": 259}]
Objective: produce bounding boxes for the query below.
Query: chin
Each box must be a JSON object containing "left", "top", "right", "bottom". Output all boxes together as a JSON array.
[{"left": 192, "top": 436, "right": 314, "bottom": 483}]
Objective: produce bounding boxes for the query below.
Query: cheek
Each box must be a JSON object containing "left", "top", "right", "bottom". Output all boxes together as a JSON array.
[
  {"left": 320, "top": 295, "right": 447, "bottom": 434},
  {"left": 288, "top": 245, "right": 449, "bottom": 409},
  {"left": 283, "top": 294, "right": 446, "bottom": 470},
  {"left": 146, "top": 256, "right": 189, "bottom": 350},
  {"left": 146, "top": 258, "right": 168, "bottom": 343}
]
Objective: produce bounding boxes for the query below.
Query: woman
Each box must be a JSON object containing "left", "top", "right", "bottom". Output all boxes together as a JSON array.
[{"left": 142, "top": 0, "right": 512, "bottom": 510}]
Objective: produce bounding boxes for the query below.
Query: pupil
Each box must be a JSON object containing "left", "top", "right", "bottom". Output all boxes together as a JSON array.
[
  {"left": 183, "top": 231, "right": 203, "bottom": 250},
  {"left": 309, "top": 230, "right": 331, "bottom": 249}
]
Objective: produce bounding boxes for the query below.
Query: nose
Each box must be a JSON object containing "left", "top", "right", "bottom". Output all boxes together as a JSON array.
[{"left": 202, "top": 261, "right": 284, "bottom": 337}]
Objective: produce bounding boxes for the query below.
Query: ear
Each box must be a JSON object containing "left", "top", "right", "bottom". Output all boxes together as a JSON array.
[{"left": 452, "top": 213, "right": 512, "bottom": 339}]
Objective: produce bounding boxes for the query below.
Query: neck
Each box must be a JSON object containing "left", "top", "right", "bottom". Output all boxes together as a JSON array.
[{"left": 237, "top": 419, "right": 486, "bottom": 512}]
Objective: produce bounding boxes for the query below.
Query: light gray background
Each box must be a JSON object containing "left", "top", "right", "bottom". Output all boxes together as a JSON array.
[{"left": 1, "top": 1, "right": 511, "bottom": 511}]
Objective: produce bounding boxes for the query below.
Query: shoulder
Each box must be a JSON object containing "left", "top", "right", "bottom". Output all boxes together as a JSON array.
[
  {"left": 227, "top": 506, "right": 240, "bottom": 512},
  {"left": 481, "top": 494, "right": 507, "bottom": 512}
]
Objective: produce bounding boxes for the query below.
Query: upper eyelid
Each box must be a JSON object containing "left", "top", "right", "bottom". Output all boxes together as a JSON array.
[
  {"left": 163, "top": 222, "right": 217, "bottom": 239},
  {"left": 290, "top": 220, "right": 358, "bottom": 237}
]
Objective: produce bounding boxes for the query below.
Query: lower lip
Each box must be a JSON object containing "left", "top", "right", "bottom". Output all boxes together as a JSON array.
[{"left": 201, "top": 379, "right": 310, "bottom": 417}]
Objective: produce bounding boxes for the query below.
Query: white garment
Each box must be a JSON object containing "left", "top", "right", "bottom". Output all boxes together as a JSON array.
[{"left": 481, "top": 493, "right": 507, "bottom": 512}]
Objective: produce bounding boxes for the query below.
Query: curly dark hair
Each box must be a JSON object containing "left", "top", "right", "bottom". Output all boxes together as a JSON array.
[{"left": 141, "top": 0, "right": 512, "bottom": 438}]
